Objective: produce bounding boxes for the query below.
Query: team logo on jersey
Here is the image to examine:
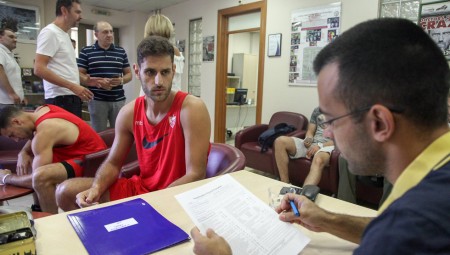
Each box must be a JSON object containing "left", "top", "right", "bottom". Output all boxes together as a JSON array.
[
  {"left": 169, "top": 115, "right": 176, "bottom": 128},
  {"left": 135, "top": 120, "right": 143, "bottom": 126},
  {"left": 143, "top": 134, "right": 169, "bottom": 149}
]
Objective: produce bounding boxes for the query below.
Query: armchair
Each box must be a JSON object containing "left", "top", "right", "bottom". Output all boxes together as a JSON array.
[
  {"left": 235, "top": 111, "right": 308, "bottom": 177},
  {"left": 82, "top": 128, "right": 118, "bottom": 177},
  {"left": 288, "top": 149, "right": 340, "bottom": 196},
  {"left": 120, "top": 143, "right": 246, "bottom": 179}
]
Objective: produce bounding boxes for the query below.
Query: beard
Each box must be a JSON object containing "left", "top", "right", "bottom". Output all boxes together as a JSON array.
[
  {"left": 342, "top": 126, "right": 386, "bottom": 177},
  {"left": 141, "top": 82, "right": 172, "bottom": 102}
]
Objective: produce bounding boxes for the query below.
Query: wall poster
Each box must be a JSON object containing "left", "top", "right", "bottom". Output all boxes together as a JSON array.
[
  {"left": 289, "top": 3, "right": 341, "bottom": 86},
  {"left": 419, "top": 0, "right": 450, "bottom": 60}
]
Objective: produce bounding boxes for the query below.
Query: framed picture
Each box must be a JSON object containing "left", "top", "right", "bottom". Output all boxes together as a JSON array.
[
  {"left": 202, "top": 36, "right": 215, "bottom": 62},
  {"left": 268, "top": 33, "right": 282, "bottom": 57},
  {"left": 419, "top": 0, "right": 450, "bottom": 60},
  {"left": 0, "top": 2, "right": 40, "bottom": 43}
]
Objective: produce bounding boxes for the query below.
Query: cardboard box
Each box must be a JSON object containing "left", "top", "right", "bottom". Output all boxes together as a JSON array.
[{"left": 0, "top": 212, "right": 36, "bottom": 255}]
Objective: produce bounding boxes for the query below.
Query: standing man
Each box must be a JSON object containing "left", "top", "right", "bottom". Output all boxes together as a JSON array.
[
  {"left": 190, "top": 18, "right": 450, "bottom": 254},
  {"left": 56, "top": 36, "right": 211, "bottom": 211},
  {"left": 273, "top": 107, "right": 334, "bottom": 184},
  {"left": 0, "top": 105, "right": 106, "bottom": 213},
  {"left": 34, "top": 0, "right": 93, "bottom": 118},
  {"left": 78, "top": 21, "right": 132, "bottom": 132},
  {"left": 0, "top": 28, "right": 26, "bottom": 108}
]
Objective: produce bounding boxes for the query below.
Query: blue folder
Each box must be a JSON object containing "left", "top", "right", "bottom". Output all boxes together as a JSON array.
[{"left": 67, "top": 198, "right": 189, "bottom": 255}]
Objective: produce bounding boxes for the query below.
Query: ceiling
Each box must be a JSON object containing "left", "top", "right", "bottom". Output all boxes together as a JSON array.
[{"left": 81, "top": 0, "right": 190, "bottom": 13}]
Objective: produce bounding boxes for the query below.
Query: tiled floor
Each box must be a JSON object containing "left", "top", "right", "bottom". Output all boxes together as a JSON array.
[{"left": 2, "top": 193, "right": 34, "bottom": 210}]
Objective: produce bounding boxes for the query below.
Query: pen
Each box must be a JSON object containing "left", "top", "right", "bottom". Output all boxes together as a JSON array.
[{"left": 290, "top": 200, "right": 300, "bottom": 216}]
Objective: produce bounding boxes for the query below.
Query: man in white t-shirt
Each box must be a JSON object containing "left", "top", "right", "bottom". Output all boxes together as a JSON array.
[
  {"left": 34, "top": 0, "right": 93, "bottom": 117},
  {"left": 0, "top": 28, "right": 26, "bottom": 108}
]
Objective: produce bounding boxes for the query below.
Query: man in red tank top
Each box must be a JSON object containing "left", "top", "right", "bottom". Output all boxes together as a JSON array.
[
  {"left": 56, "top": 36, "right": 211, "bottom": 211},
  {"left": 0, "top": 105, "right": 107, "bottom": 213}
]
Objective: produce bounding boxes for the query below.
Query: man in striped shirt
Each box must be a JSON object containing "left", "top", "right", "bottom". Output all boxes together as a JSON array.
[{"left": 78, "top": 21, "right": 132, "bottom": 132}]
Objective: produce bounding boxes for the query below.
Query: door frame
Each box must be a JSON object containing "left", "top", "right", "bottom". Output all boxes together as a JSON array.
[{"left": 214, "top": 0, "right": 267, "bottom": 143}]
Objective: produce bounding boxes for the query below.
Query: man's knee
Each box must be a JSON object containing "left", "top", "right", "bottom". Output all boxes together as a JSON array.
[
  {"left": 274, "top": 136, "right": 293, "bottom": 151},
  {"left": 32, "top": 166, "right": 52, "bottom": 188},
  {"left": 56, "top": 179, "right": 79, "bottom": 210},
  {"left": 312, "top": 152, "right": 331, "bottom": 167}
]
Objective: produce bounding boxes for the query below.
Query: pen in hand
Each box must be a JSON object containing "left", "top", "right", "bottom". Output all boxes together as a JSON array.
[
  {"left": 289, "top": 200, "right": 300, "bottom": 216},
  {"left": 289, "top": 187, "right": 300, "bottom": 216}
]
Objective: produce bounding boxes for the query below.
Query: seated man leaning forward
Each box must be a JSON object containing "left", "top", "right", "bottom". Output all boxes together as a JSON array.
[
  {"left": 56, "top": 35, "right": 211, "bottom": 211},
  {"left": 273, "top": 107, "right": 334, "bottom": 184},
  {"left": 0, "top": 105, "right": 107, "bottom": 213}
]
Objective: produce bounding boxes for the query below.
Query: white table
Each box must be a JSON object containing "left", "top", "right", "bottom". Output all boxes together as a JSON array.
[{"left": 34, "top": 170, "right": 376, "bottom": 254}]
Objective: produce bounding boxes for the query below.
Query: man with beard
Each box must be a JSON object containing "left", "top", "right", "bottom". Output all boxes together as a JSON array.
[
  {"left": 190, "top": 18, "right": 450, "bottom": 254},
  {"left": 56, "top": 36, "right": 211, "bottom": 211},
  {"left": 34, "top": 0, "right": 93, "bottom": 117}
]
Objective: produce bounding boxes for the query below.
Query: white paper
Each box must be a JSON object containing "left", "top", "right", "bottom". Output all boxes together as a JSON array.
[
  {"left": 176, "top": 175, "right": 310, "bottom": 255},
  {"left": 104, "top": 218, "right": 138, "bottom": 232}
]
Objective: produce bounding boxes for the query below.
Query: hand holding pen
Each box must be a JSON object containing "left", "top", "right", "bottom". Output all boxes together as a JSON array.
[
  {"left": 276, "top": 192, "right": 328, "bottom": 232},
  {"left": 289, "top": 187, "right": 300, "bottom": 216}
]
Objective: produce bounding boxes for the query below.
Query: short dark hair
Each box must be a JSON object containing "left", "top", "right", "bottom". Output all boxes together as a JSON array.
[
  {"left": 0, "top": 106, "right": 21, "bottom": 129},
  {"left": 137, "top": 36, "right": 174, "bottom": 66},
  {"left": 314, "top": 18, "right": 450, "bottom": 129},
  {"left": 0, "top": 27, "right": 15, "bottom": 36},
  {"left": 56, "top": 0, "right": 81, "bottom": 16}
]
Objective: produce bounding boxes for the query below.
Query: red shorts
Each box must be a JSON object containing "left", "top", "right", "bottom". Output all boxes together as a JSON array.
[
  {"left": 109, "top": 175, "right": 148, "bottom": 201},
  {"left": 61, "top": 158, "right": 84, "bottom": 178}
]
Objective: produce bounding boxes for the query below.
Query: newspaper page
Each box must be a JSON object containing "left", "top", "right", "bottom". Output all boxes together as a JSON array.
[
  {"left": 419, "top": 1, "right": 450, "bottom": 59},
  {"left": 176, "top": 175, "right": 310, "bottom": 255},
  {"left": 290, "top": 3, "right": 341, "bottom": 86}
]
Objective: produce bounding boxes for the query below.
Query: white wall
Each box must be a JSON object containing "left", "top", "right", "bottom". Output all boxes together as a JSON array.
[
  {"left": 162, "top": 0, "right": 379, "bottom": 139},
  {"left": 10, "top": 0, "right": 380, "bottom": 140}
]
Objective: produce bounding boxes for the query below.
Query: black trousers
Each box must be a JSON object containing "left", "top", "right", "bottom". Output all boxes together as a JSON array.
[{"left": 45, "top": 95, "right": 82, "bottom": 118}]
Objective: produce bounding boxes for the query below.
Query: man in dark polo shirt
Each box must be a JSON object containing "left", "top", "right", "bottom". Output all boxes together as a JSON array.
[{"left": 78, "top": 21, "right": 132, "bottom": 132}]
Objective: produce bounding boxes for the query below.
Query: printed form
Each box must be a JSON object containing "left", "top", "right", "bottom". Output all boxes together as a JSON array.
[{"left": 176, "top": 175, "right": 310, "bottom": 255}]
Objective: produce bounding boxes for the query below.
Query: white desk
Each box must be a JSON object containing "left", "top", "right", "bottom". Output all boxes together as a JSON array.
[{"left": 34, "top": 171, "right": 376, "bottom": 255}]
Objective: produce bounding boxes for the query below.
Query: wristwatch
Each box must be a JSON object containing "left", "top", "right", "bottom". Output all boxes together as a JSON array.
[{"left": 318, "top": 142, "right": 323, "bottom": 149}]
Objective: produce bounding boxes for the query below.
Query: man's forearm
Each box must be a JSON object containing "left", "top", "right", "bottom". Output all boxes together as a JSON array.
[
  {"left": 35, "top": 66, "right": 79, "bottom": 91},
  {"left": 122, "top": 72, "right": 132, "bottom": 84},
  {"left": 91, "top": 161, "right": 121, "bottom": 194},
  {"left": 322, "top": 213, "right": 373, "bottom": 244},
  {"left": 168, "top": 170, "right": 205, "bottom": 188},
  {"left": 20, "top": 140, "right": 33, "bottom": 155},
  {"left": 4, "top": 174, "right": 32, "bottom": 189}
]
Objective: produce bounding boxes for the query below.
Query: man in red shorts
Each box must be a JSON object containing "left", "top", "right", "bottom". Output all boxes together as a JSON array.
[
  {"left": 56, "top": 36, "right": 211, "bottom": 211},
  {"left": 0, "top": 105, "right": 106, "bottom": 213}
]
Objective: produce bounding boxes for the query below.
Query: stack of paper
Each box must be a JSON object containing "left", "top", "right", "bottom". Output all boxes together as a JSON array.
[{"left": 176, "top": 175, "right": 310, "bottom": 255}]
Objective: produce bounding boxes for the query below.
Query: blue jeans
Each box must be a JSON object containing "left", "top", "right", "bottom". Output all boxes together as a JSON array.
[{"left": 88, "top": 100, "right": 125, "bottom": 132}]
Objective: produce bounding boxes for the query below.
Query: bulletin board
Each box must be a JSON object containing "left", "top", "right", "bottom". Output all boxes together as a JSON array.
[{"left": 289, "top": 3, "right": 341, "bottom": 86}]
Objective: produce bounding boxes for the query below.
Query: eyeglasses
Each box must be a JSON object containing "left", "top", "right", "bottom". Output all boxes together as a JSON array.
[{"left": 318, "top": 106, "right": 404, "bottom": 129}]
